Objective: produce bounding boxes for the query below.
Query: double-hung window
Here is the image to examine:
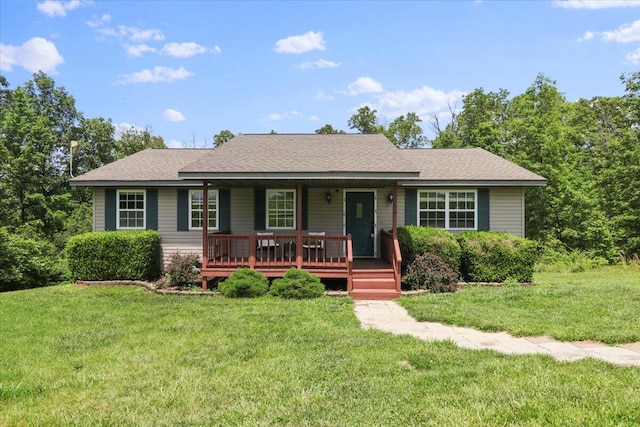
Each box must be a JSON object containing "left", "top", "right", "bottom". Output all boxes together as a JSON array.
[
  {"left": 117, "top": 190, "right": 145, "bottom": 229},
  {"left": 189, "top": 189, "right": 218, "bottom": 230},
  {"left": 418, "top": 190, "right": 476, "bottom": 230},
  {"left": 266, "top": 189, "right": 296, "bottom": 229}
]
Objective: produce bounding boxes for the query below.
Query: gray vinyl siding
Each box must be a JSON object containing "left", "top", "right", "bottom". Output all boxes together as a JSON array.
[
  {"left": 230, "top": 188, "right": 253, "bottom": 233},
  {"left": 157, "top": 188, "right": 202, "bottom": 264},
  {"left": 93, "top": 188, "right": 105, "bottom": 232},
  {"left": 307, "top": 188, "right": 343, "bottom": 234},
  {"left": 489, "top": 187, "right": 525, "bottom": 236},
  {"left": 398, "top": 187, "right": 524, "bottom": 236}
]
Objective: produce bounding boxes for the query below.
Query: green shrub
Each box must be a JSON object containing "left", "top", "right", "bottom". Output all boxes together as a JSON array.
[
  {"left": 536, "top": 239, "right": 609, "bottom": 273},
  {"left": 403, "top": 253, "right": 459, "bottom": 293},
  {"left": 66, "top": 231, "right": 162, "bottom": 281},
  {"left": 270, "top": 268, "right": 325, "bottom": 299},
  {"left": 218, "top": 268, "right": 268, "bottom": 298},
  {"left": 458, "top": 231, "right": 540, "bottom": 282},
  {"left": 397, "top": 226, "right": 461, "bottom": 274},
  {"left": 163, "top": 252, "right": 201, "bottom": 288},
  {"left": 0, "top": 228, "right": 69, "bottom": 292}
]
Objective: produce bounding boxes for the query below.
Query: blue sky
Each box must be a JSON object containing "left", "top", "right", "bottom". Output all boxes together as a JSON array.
[{"left": 1, "top": 0, "right": 639, "bottom": 148}]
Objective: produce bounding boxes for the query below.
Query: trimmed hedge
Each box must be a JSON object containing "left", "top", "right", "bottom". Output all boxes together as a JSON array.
[
  {"left": 397, "top": 225, "right": 461, "bottom": 274},
  {"left": 0, "top": 228, "right": 69, "bottom": 292},
  {"left": 66, "top": 231, "right": 162, "bottom": 281},
  {"left": 457, "top": 231, "right": 540, "bottom": 282},
  {"left": 218, "top": 268, "right": 268, "bottom": 298},
  {"left": 270, "top": 268, "right": 325, "bottom": 299}
]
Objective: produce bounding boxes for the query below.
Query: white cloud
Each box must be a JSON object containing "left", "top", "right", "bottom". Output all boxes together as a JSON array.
[
  {"left": 160, "top": 42, "right": 221, "bottom": 58},
  {"left": 601, "top": 20, "right": 640, "bottom": 43},
  {"left": 316, "top": 90, "right": 334, "bottom": 100},
  {"left": 87, "top": 14, "right": 111, "bottom": 28},
  {"left": 375, "top": 86, "right": 466, "bottom": 119},
  {"left": 309, "top": 115, "right": 320, "bottom": 121},
  {"left": 554, "top": 0, "right": 640, "bottom": 9},
  {"left": 117, "top": 66, "right": 194, "bottom": 84},
  {"left": 163, "top": 108, "right": 186, "bottom": 122},
  {"left": 297, "top": 59, "right": 341, "bottom": 70},
  {"left": 342, "top": 77, "right": 384, "bottom": 95},
  {"left": 626, "top": 47, "right": 640, "bottom": 63},
  {"left": 97, "top": 25, "right": 165, "bottom": 42},
  {"left": 166, "top": 139, "right": 185, "bottom": 148},
  {"left": 0, "top": 37, "right": 64, "bottom": 73},
  {"left": 37, "top": 0, "right": 88, "bottom": 17},
  {"left": 577, "top": 30, "right": 595, "bottom": 42},
  {"left": 275, "top": 31, "right": 326, "bottom": 54},
  {"left": 579, "top": 20, "right": 640, "bottom": 43},
  {"left": 125, "top": 44, "right": 156, "bottom": 57},
  {"left": 265, "top": 111, "right": 302, "bottom": 121},
  {"left": 114, "top": 122, "right": 144, "bottom": 138}
]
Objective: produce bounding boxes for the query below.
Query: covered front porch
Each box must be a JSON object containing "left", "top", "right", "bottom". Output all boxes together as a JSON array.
[{"left": 198, "top": 182, "right": 403, "bottom": 299}]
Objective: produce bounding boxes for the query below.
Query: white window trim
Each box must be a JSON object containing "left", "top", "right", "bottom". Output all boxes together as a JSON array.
[
  {"left": 116, "top": 189, "right": 146, "bottom": 230},
  {"left": 417, "top": 189, "right": 478, "bottom": 231},
  {"left": 188, "top": 189, "right": 219, "bottom": 231},
  {"left": 266, "top": 188, "right": 296, "bottom": 230}
]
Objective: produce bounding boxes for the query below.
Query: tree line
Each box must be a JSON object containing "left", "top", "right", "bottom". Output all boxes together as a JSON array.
[
  {"left": 0, "top": 72, "right": 166, "bottom": 249},
  {"left": 1, "top": 71, "right": 638, "bottom": 281}
]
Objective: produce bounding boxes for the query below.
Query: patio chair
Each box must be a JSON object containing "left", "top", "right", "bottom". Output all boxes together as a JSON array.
[
  {"left": 303, "top": 232, "right": 325, "bottom": 261},
  {"left": 256, "top": 232, "right": 278, "bottom": 260}
]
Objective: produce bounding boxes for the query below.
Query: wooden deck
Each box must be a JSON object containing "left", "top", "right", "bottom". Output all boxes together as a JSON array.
[{"left": 200, "top": 230, "right": 402, "bottom": 300}]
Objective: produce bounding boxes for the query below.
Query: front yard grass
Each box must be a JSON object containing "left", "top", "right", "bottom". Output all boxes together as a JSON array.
[
  {"left": 398, "top": 266, "right": 640, "bottom": 345},
  {"left": 1, "top": 282, "right": 639, "bottom": 426}
]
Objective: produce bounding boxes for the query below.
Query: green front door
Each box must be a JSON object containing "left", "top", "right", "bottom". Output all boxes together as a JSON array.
[{"left": 346, "top": 191, "right": 375, "bottom": 257}]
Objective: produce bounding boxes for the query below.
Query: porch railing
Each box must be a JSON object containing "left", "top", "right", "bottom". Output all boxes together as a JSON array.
[
  {"left": 205, "top": 233, "right": 352, "bottom": 271},
  {"left": 380, "top": 229, "right": 402, "bottom": 292}
]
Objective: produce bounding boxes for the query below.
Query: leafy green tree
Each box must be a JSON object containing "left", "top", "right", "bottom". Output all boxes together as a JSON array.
[
  {"left": 384, "top": 112, "right": 426, "bottom": 148},
  {"left": 0, "top": 72, "right": 80, "bottom": 239},
  {"left": 116, "top": 126, "right": 166, "bottom": 158},
  {"left": 214, "top": 129, "right": 235, "bottom": 147},
  {"left": 73, "top": 117, "right": 117, "bottom": 175},
  {"left": 315, "top": 124, "right": 345, "bottom": 134},
  {"left": 347, "top": 106, "right": 384, "bottom": 134}
]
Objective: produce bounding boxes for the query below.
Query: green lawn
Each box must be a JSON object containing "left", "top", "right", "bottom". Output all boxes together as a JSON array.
[
  {"left": 398, "top": 266, "right": 640, "bottom": 345},
  {"left": 1, "top": 282, "right": 639, "bottom": 426}
]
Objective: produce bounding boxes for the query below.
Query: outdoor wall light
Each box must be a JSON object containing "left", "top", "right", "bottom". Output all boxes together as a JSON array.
[
  {"left": 388, "top": 192, "right": 394, "bottom": 204},
  {"left": 326, "top": 190, "right": 332, "bottom": 204}
]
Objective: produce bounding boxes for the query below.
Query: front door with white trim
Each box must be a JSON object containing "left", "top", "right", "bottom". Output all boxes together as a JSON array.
[{"left": 345, "top": 191, "right": 375, "bottom": 257}]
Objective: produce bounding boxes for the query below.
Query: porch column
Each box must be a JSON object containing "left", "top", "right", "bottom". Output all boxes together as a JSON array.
[
  {"left": 296, "top": 182, "right": 303, "bottom": 269},
  {"left": 202, "top": 180, "right": 209, "bottom": 290},
  {"left": 392, "top": 182, "right": 398, "bottom": 240}
]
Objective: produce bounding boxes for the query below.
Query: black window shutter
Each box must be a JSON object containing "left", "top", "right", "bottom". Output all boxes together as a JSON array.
[
  {"left": 105, "top": 188, "right": 116, "bottom": 230},
  {"left": 254, "top": 188, "right": 266, "bottom": 230},
  {"left": 177, "top": 189, "right": 189, "bottom": 231},
  {"left": 404, "top": 188, "right": 417, "bottom": 226},
  {"left": 219, "top": 189, "right": 231, "bottom": 232},
  {"left": 302, "top": 187, "right": 308, "bottom": 230},
  {"left": 477, "top": 189, "right": 490, "bottom": 231},
  {"left": 146, "top": 189, "right": 158, "bottom": 230}
]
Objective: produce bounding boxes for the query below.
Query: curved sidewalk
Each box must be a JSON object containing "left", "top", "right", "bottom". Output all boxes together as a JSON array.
[{"left": 354, "top": 300, "right": 640, "bottom": 367}]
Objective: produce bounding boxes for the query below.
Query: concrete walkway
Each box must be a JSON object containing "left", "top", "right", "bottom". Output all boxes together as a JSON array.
[{"left": 354, "top": 300, "right": 640, "bottom": 367}]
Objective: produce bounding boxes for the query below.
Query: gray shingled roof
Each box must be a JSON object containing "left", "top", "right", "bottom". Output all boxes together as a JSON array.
[
  {"left": 70, "top": 148, "right": 208, "bottom": 186},
  {"left": 400, "top": 148, "right": 546, "bottom": 185},
  {"left": 70, "top": 136, "right": 546, "bottom": 187},
  {"left": 178, "top": 134, "right": 418, "bottom": 178}
]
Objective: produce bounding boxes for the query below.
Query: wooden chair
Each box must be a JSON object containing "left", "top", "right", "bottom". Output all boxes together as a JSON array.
[
  {"left": 303, "top": 232, "right": 325, "bottom": 261},
  {"left": 256, "top": 232, "right": 277, "bottom": 260}
]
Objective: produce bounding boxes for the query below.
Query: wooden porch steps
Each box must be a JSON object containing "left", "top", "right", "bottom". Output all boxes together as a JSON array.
[{"left": 349, "top": 268, "right": 400, "bottom": 300}]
